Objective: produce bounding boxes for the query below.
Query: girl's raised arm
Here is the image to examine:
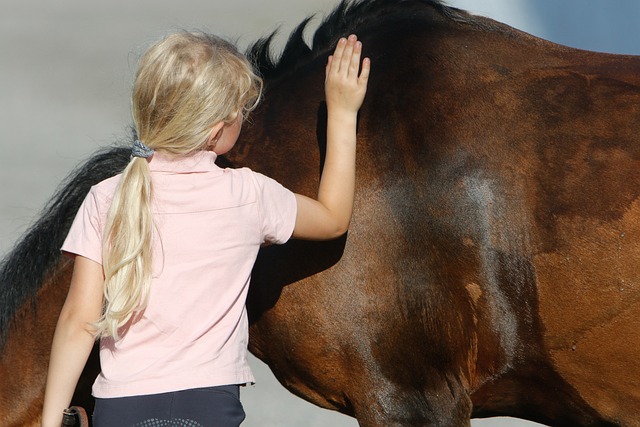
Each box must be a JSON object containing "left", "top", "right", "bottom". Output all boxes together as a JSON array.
[{"left": 293, "top": 34, "right": 370, "bottom": 240}]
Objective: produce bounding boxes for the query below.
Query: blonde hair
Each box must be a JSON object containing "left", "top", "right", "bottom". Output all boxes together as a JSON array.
[{"left": 95, "top": 32, "right": 262, "bottom": 339}]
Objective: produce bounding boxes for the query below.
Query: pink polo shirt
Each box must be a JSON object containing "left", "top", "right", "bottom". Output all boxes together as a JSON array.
[{"left": 61, "top": 150, "right": 297, "bottom": 398}]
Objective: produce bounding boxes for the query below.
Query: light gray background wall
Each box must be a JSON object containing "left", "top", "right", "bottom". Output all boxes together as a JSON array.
[{"left": 1, "top": 1, "right": 638, "bottom": 426}]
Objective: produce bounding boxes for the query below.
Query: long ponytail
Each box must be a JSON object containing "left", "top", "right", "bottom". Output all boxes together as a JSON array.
[{"left": 95, "top": 157, "right": 154, "bottom": 339}]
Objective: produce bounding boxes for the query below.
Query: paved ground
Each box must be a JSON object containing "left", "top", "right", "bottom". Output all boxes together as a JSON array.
[{"left": 1, "top": 1, "right": 637, "bottom": 425}]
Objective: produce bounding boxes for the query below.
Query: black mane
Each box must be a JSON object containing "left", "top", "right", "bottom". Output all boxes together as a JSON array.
[
  {"left": 0, "top": 0, "right": 484, "bottom": 347},
  {"left": 0, "top": 146, "right": 131, "bottom": 347},
  {"left": 246, "top": 0, "right": 480, "bottom": 80}
]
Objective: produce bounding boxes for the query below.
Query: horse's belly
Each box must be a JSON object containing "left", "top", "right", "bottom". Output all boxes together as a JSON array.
[{"left": 534, "top": 200, "right": 640, "bottom": 424}]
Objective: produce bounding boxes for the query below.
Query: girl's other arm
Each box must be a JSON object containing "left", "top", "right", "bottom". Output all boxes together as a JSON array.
[
  {"left": 41, "top": 256, "right": 103, "bottom": 427},
  {"left": 293, "top": 34, "right": 370, "bottom": 240}
]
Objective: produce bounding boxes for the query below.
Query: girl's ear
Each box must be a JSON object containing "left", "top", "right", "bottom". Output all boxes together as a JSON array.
[{"left": 206, "top": 122, "right": 226, "bottom": 148}]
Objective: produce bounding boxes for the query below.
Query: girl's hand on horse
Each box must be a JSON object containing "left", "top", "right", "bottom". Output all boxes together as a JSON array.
[
  {"left": 291, "top": 35, "right": 369, "bottom": 241},
  {"left": 325, "top": 34, "right": 370, "bottom": 114}
]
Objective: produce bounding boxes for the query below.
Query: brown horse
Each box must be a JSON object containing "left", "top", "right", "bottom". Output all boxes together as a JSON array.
[{"left": 1, "top": 0, "right": 640, "bottom": 425}]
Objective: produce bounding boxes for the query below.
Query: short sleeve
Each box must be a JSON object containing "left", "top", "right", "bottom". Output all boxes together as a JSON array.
[
  {"left": 251, "top": 171, "right": 297, "bottom": 245},
  {"left": 61, "top": 187, "right": 104, "bottom": 264}
]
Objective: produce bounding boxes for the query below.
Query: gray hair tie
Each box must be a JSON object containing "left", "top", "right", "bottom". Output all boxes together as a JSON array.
[{"left": 131, "top": 139, "right": 154, "bottom": 159}]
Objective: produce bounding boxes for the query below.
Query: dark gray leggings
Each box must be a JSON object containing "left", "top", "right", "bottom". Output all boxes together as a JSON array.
[{"left": 92, "top": 385, "right": 245, "bottom": 427}]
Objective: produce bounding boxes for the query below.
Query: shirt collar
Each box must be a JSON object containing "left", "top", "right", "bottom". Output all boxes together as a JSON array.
[{"left": 148, "top": 150, "right": 220, "bottom": 173}]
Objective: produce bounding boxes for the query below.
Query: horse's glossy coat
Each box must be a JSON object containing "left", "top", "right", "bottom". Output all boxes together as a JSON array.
[{"left": 2, "top": 1, "right": 640, "bottom": 425}]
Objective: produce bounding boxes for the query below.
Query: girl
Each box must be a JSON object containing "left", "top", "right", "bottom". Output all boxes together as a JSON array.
[{"left": 41, "top": 31, "right": 369, "bottom": 427}]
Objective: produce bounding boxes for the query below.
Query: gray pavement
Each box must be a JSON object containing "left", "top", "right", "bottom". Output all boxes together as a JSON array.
[{"left": 2, "top": 1, "right": 637, "bottom": 425}]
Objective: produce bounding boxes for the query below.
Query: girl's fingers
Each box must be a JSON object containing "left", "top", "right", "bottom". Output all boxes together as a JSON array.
[
  {"left": 330, "top": 37, "right": 347, "bottom": 73},
  {"left": 359, "top": 57, "right": 371, "bottom": 83},
  {"left": 327, "top": 34, "right": 370, "bottom": 100},
  {"left": 338, "top": 35, "right": 357, "bottom": 73},
  {"left": 348, "top": 41, "right": 362, "bottom": 78}
]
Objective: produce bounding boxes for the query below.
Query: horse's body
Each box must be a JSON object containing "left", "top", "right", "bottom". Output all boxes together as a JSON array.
[{"left": 1, "top": 1, "right": 640, "bottom": 426}]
